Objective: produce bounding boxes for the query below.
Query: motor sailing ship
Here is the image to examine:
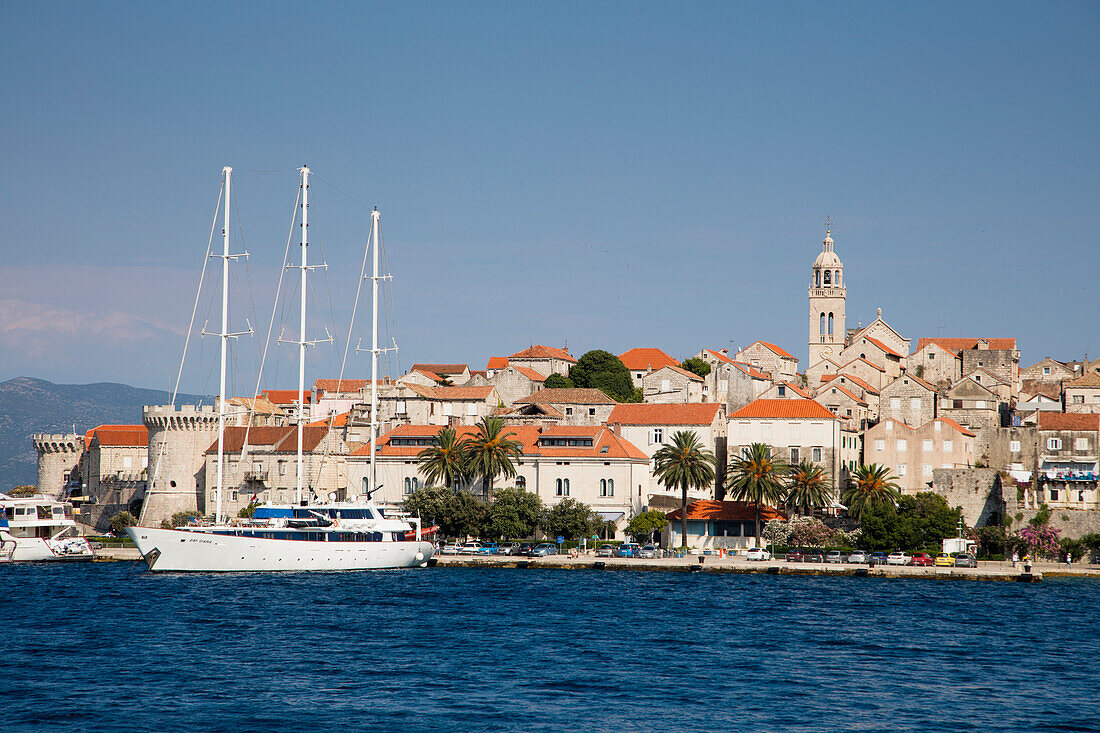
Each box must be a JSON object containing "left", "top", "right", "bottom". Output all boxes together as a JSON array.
[{"left": 127, "top": 166, "right": 434, "bottom": 572}]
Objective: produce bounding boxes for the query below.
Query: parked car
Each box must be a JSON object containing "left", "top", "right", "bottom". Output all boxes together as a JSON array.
[
  {"left": 825, "top": 550, "right": 843, "bottom": 564},
  {"left": 805, "top": 549, "right": 824, "bottom": 562},
  {"left": 868, "top": 552, "right": 889, "bottom": 565},
  {"left": 909, "top": 552, "right": 935, "bottom": 566},
  {"left": 846, "top": 550, "right": 867, "bottom": 564},
  {"left": 595, "top": 544, "right": 616, "bottom": 558},
  {"left": 746, "top": 547, "right": 772, "bottom": 561},
  {"left": 475, "top": 542, "right": 497, "bottom": 555},
  {"left": 934, "top": 553, "right": 955, "bottom": 567},
  {"left": 953, "top": 554, "right": 977, "bottom": 568},
  {"left": 459, "top": 541, "right": 484, "bottom": 555},
  {"left": 887, "top": 551, "right": 911, "bottom": 566},
  {"left": 495, "top": 542, "right": 522, "bottom": 556},
  {"left": 638, "top": 545, "right": 658, "bottom": 559},
  {"left": 441, "top": 543, "right": 462, "bottom": 555},
  {"left": 785, "top": 549, "right": 805, "bottom": 562},
  {"left": 528, "top": 543, "right": 558, "bottom": 557},
  {"left": 618, "top": 543, "right": 641, "bottom": 558}
]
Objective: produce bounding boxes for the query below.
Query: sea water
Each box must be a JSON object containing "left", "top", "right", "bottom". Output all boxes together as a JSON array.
[{"left": 2, "top": 564, "right": 1097, "bottom": 732}]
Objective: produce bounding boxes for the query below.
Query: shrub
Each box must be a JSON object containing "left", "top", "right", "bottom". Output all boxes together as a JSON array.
[
  {"left": 161, "top": 510, "right": 202, "bottom": 529},
  {"left": 109, "top": 511, "right": 137, "bottom": 536}
]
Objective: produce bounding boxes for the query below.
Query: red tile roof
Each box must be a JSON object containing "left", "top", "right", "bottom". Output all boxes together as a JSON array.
[
  {"left": 730, "top": 398, "right": 838, "bottom": 420},
  {"left": 354, "top": 424, "right": 647, "bottom": 460},
  {"left": 750, "top": 341, "right": 796, "bottom": 360},
  {"left": 487, "top": 356, "right": 509, "bottom": 370},
  {"left": 619, "top": 347, "right": 679, "bottom": 371},
  {"left": 772, "top": 381, "right": 812, "bottom": 398},
  {"left": 509, "top": 365, "right": 547, "bottom": 382},
  {"left": 1039, "top": 413, "right": 1100, "bottom": 431},
  {"left": 933, "top": 417, "right": 977, "bottom": 437},
  {"left": 731, "top": 361, "right": 770, "bottom": 379},
  {"left": 861, "top": 336, "right": 902, "bottom": 358},
  {"left": 607, "top": 403, "right": 723, "bottom": 426},
  {"left": 822, "top": 373, "right": 880, "bottom": 395},
  {"left": 86, "top": 425, "right": 148, "bottom": 448},
  {"left": 404, "top": 384, "right": 496, "bottom": 400},
  {"left": 515, "top": 388, "right": 617, "bottom": 405},
  {"left": 407, "top": 369, "right": 443, "bottom": 382},
  {"left": 261, "top": 389, "right": 312, "bottom": 405},
  {"left": 916, "top": 337, "right": 1018, "bottom": 354},
  {"left": 666, "top": 500, "right": 786, "bottom": 522},
  {"left": 819, "top": 383, "right": 867, "bottom": 406},
  {"left": 509, "top": 345, "right": 576, "bottom": 362},
  {"left": 410, "top": 363, "right": 469, "bottom": 375},
  {"left": 657, "top": 364, "right": 705, "bottom": 382},
  {"left": 307, "top": 412, "right": 349, "bottom": 428},
  {"left": 1067, "top": 372, "right": 1100, "bottom": 388},
  {"left": 313, "top": 378, "right": 371, "bottom": 394},
  {"left": 703, "top": 348, "right": 735, "bottom": 365},
  {"left": 204, "top": 426, "right": 331, "bottom": 454}
]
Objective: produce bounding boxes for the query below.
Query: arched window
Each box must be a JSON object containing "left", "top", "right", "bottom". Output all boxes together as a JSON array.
[
  {"left": 556, "top": 479, "right": 563, "bottom": 496},
  {"left": 362, "top": 477, "right": 369, "bottom": 494},
  {"left": 412, "top": 477, "right": 419, "bottom": 490},
  {"left": 823, "top": 270, "right": 831, "bottom": 285},
  {"left": 815, "top": 270, "right": 821, "bottom": 287},
  {"left": 600, "top": 479, "right": 606, "bottom": 496},
  {"left": 564, "top": 479, "right": 570, "bottom": 496},
  {"left": 835, "top": 270, "right": 841, "bottom": 285},
  {"left": 828, "top": 313, "right": 834, "bottom": 335},
  {"left": 607, "top": 478, "right": 614, "bottom": 496},
  {"left": 516, "top": 475, "right": 527, "bottom": 490},
  {"left": 403, "top": 477, "right": 411, "bottom": 495},
  {"left": 819, "top": 313, "right": 825, "bottom": 335}
]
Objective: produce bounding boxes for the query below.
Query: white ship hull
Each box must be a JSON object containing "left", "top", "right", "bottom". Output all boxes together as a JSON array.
[
  {"left": 1, "top": 533, "right": 94, "bottom": 563},
  {"left": 126, "top": 526, "right": 434, "bottom": 572}
]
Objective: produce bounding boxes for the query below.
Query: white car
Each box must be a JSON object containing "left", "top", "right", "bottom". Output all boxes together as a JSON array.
[
  {"left": 458, "top": 542, "right": 484, "bottom": 555},
  {"left": 440, "top": 543, "right": 462, "bottom": 555},
  {"left": 746, "top": 547, "right": 772, "bottom": 561},
  {"left": 886, "top": 551, "right": 911, "bottom": 566}
]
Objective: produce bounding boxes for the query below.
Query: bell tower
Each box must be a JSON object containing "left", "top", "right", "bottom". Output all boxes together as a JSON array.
[{"left": 808, "top": 220, "right": 846, "bottom": 366}]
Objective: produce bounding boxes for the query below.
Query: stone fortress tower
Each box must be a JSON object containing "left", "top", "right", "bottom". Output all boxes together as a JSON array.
[
  {"left": 808, "top": 223, "right": 847, "bottom": 366},
  {"left": 139, "top": 405, "right": 219, "bottom": 527},
  {"left": 31, "top": 433, "right": 83, "bottom": 498}
]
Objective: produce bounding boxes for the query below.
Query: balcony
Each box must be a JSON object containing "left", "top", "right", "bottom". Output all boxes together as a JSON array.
[{"left": 244, "top": 468, "right": 270, "bottom": 482}]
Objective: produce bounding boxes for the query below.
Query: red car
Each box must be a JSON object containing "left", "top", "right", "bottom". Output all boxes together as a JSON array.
[
  {"left": 785, "top": 549, "right": 805, "bottom": 562},
  {"left": 909, "top": 552, "right": 935, "bottom": 566}
]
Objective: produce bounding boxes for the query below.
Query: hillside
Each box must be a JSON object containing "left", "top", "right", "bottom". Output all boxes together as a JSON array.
[{"left": 0, "top": 377, "right": 209, "bottom": 490}]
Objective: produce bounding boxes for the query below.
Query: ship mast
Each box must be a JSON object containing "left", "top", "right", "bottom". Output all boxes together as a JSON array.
[
  {"left": 297, "top": 166, "right": 309, "bottom": 505},
  {"left": 369, "top": 208, "right": 381, "bottom": 499}
]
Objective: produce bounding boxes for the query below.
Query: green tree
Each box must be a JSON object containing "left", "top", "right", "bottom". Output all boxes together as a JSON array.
[
  {"left": 567, "top": 349, "right": 633, "bottom": 402},
  {"left": 8, "top": 485, "right": 36, "bottom": 498},
  {"left": 161, "top": 510, "right": 202, "bottom": 529},
  {"left": 109, "top": 511, "right": 137, "bottom": 536},
  {"left": 542, "top": 497, "right": 601, "bottom": 540},
  {"left": 487, "top": 486, "right": 544, "bottom": 539},
  {"left": 625, "top": 509, "right": 669, "bottom": 543},
  {"left": 465, "top": 417, "right": 523, "bottom": 495},
  {"left": 786, "top": 461, "right": 830, "bottom": 515},
  {"left": 237, "top": 502, "right": 258, "bottom": 519},
  {"left": 543, "top": 373, "right": 574, "bottom": 389},
  {"left": 654, "top": 430, "right": 716, "bottom": 548},
  {"left": 403, "top": 485, "right": 488, "bottom": 540},
  {"left": 856, "top": 492, "right": 964, "bottom": 551},
  {"left": 416, "top": 427, "right": 470, "bottom": 488},
  {"left": 680, "top": 357, "right": 711, "bottom": 378},
  {"left": 841, "top": 464, "right": 901, "bottom": 521},
  {"left": 726, "top": 443, "right": 789, "bottom": 548}
]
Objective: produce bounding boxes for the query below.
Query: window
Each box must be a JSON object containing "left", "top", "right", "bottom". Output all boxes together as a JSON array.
[
  {"left": 975, "top": 400, "right": 986, "bottom": 409},
  {"left": 874, "top": 439, "right": 885, "bottom": 452},
  {"left": 443, "top": 403, "right": 453, "bottom": 416},
  {"left": 1072, "top": 395, "right": 1085, "bottom": 404},
  {"left": 565, "top": 407, "right": 574, "bottom": 416},
  {"left": 555, "top": 478, "right": 570, "bottom": 497},
  {"left": 279, "top": 460, "right": 287, "bottom": 476},
  {"left": 589, "top": 408, "right": 596, "bottom": 416},
  {"left": 396, "top": 400, "right": 407, "bottom": 414},
  {"left": 828, "top": 313, "right": 834, "bottom": 335},
  {"left": 790, "top": 448, "right": 799, "bottom": 464},
  {"left": 922, "top": 440, "right": 933, "bottom": 452},
  {"left": 819, "top": 313, "right": 825, "bottom": 334},
  {"left": 1050, "top": 488, "right": 1059, "bottom": 501},
  {"left": 600, "top": 479, "right": 614, "bottom": 497},
  {"left": 943, "top": 440, "right": 953, "bottom": 453},
  {"left": 123, "top": 456, "right": 132, "bottom": 469},
  {"left": 898, "top": 464, "right": 907, "bottom": 477},
  {"left": 897, "top": 440, "right": 907, "bottom": 452},
  {"left": 823, "top": 270, "right": 831, "bottom": 285},
  {"left": 778, "top": 386, "right": 786, "bottom": 397},
  {"left": 466, "top": 403, "right": 477, "bottom": 416},
  {"left": 953, "top": 400, "right": 963, "bottom": 409},
  {"left": 812, "top": 447, "right": 822, "bottom": 462},
  {"left": 1047, "top": 438, "right": 1062, "bottom": 450},
  {"left": 934, "top": 421, "right": 941, "bottom": 432},
  {"left": 923, "top": 464, "right": 933, "bottom": 477},
  {"left": 650, "top": 428, "right": 663, "bottom": 444},
  {"left": 911, "top": 398, "right": 921, "bottom": 411},
  {"left": 718, "top": 380, "right": 728, "bottom": 393},
  {"left": 890, "top": 398, "right": 901, "bottom": 410},
  {"left": 1043, "top": 367, "right": 1051, "bottom": 375},
  {"left": 928, "top": 352, "right": 936, "bottom": 360},
  {"left": 404, "top": 477, "right": 412, "bottom": 495},
  {"left": 600, "top": 479, "right": 607, "bottom": 497},
  {"left": 660, "top": 379, "right": 670, "bottom": 392},
  {"left": 1076, "top": 438, "right": 1090, "bottom": 451},
  {"left": 1009, "top": 440, "right": 1020, "bottom": 453},
  {"left": 515, "top": 475, "right": 527, "bottom": 490}
]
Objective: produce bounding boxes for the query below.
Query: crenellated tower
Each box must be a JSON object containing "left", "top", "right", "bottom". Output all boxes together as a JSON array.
[
  {"left": 808, "top": 224, "right": 847, "bottom": 367},
  {"left": 139, "top": 405, "right": 219, "bottom": 527},
  {"left": 32, "top": 433, "right": 83, "bottom": 498}
]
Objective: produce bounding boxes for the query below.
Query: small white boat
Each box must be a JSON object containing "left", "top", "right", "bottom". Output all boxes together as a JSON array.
[{"left": 0, "top": 493, "right": 95, "bottom": 563}]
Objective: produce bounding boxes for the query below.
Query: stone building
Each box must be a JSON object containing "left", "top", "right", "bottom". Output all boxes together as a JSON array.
[
  {"left": 513, "top": 388, "right": 618, "bottom": 426},
  {"left": 735, "top": 340, "right": 799, "bottom": 381},
  {"left": 760, "top": 381, "right": 812, "bottom": 400},
  {"left": 619, "top": 347, "right": 679, "bottom": 389},
  {"left": 606, "top": 402, "right": 727, "bottom": 502},
  {"left": 379, "top": 384, "right": 500, "bottom": 427},
  {"left": 838, "top": 334, "right": 903, "bottom": 380},
  {"left": 409, "top": 363, "right": 471, "bottom": 384},
  {"left": 80, "top": 425, "right": 149, "bottom": 529},
  {"left": 939, "top": 376, "right": 1007, "bottom": 431},
  {"left": 1064, "top": 373, "right": 1100, "bottom": 414},
  {"left": 259, "top": 389, "right": 314, "bottom": 421},
  {"left": 665, "top": 500, "right": 786, "bottom": 551},
  {"left": 912, "top": 338, "right": 1019, "bottom": 397},
  {"left": 641, "top": 365, "right": 705, "bottom": 403},
  {"left": 466, "top": 364, "right": 545, "bottom": 407},
  {"left": 31, "top": 432, "right": 82, "bottom": 499},
  {"left": 837, "top": 356, "right": 889, "bottom": 391},
  {"left": 966, "top": 368, "right": 1012, "bottom": 402},
  {"left": 506, "top": 345, "right": 577, "bottom": 379},
  {"left": 846, "top": 312, "right": 911, "bottom": 361},
  {"left": 807, "top": 227, "right": 846, "bottom": 367},
  {"left": 1020, "top": 357, "right": 1076, "bottom": 386},
  {"left": 819, "top": 373, "right": 880, "bottom": 420},
  {"left": 805, "top": 357, "right": 844, "bottom": 386},
  {"left": 930, "top": 468, "right": 1006, "bottom": 527},
  {"left": 695, "top": 349, "right": 770, "bottom": 410},
  {"left": 813, "top": 381, "right": 869, "bottom": 431},
  {"left": 863, "top": 418, "right": 976, "bottom": 494},
  {"left": 1029, "top": 412, "right": 1100, "bottom": 512},
  {"left": 879, "top": 373, "right": 938, "bottom": 428},
  {"left": 904, "top": 339, "right": 962, "bottom": 387},
  {"left": 349, "top": 424, "right": 649, "bottom": 536},
  {"left": 140, "top": 404, "right": 219, "bottom": 528}
]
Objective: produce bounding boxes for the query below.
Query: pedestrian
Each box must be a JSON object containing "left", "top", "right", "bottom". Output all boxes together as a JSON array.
[
  {"left": 1066, "top": 552, "right": 1072, "bottom": 567},
  {"left": 1011, "top": 551, "right": 1019, "bottom": 569}
]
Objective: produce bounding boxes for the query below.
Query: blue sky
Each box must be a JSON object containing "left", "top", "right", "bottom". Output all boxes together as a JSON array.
[{"left": 2, "top": 1, "right": 1098, "bottom": 394}]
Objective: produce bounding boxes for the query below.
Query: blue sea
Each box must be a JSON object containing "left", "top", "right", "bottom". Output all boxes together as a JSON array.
[{"left": 3, "top": 564, "right": 1097, "bottom": 732}]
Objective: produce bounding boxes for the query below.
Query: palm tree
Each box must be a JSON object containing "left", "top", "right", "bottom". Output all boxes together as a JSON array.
[
  {"left": 653, "top": 430, "right": 716, "bottom": 549},
  {"left": 786, "top": 460, "right": 831, "bottom": 516},
  {"left": 726, "top": 442, "right": 789, "bottom": 547},
  {"left": 841, "top": 463, "right": 901, "bottom": 521},
  {"left": 416, "top": 427, "right": 470, "bottom": 489},
  {"left": 465, "top": 416, "right": 522, "bottom": 497}
]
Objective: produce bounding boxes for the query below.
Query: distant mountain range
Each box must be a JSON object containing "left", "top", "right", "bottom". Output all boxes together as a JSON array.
[{"left": 0, "top": 377, "right": 210, "bottom": 490}]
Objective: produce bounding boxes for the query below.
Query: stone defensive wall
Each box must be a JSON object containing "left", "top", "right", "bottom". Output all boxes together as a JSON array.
[
  {"left": 32, "top": 433, "right": 82, "bottom": 499},
  {"left": 140, "top": 405, "right": 219, "bottom": 527}
]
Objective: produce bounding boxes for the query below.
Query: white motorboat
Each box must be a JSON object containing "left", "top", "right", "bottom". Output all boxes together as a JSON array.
[
  {"left": 0, "top": 493, "right": 95, "bottom": 563},
  {"left": 128, "top": 166, "right": 433, "bottom": 572}
]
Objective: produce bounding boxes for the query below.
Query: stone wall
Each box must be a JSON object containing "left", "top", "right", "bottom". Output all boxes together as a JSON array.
[
  {"left": 32, "top": 433, "right": 82, "bottom": 498},
  {"left": 140, "top": 405, "right": 219, "bottom": 527},
  {"left": 930, "top": 468, "right": 1005, "bottom": 527},
  {"left": 1003, "top": 485, "right": 1100, "bottom": 539}
]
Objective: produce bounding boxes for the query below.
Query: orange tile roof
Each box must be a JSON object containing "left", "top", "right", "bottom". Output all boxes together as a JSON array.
[
  {"left": 844, "top": 357, "right": 885, "bottom": 372},
  {"left": 261, "top": 389, "right": 312, "bottom": 405},
  {"left": 730, "top": 398, "right": 838, "bottom": 420},
  {"left": 404, "top": 384, "right": 496, "bottom": 400},
  {"left": 1039, "top": 413, "right": 1100, "bottom": 431},
  {"left": 86, "top": 425, "right": 148, "bottom": 448},
  {"left": 731, "top": 361, "right": 770, "bottom": 379},
  {"left": 823, "top": 373, "right": 880, "bottom": 394},
  {"left": 619, "top": 347, "right": 679, "bottom": 371},
  {"left": 916, "top": 337, "right": 1018, "bottom": 354},
  {"left": 515, "top": 388, "right": 617, "bottom": 405},
  {"left": 773, "top": 381, "right": 812, "bottom": 398},
  {"left": 750, "top": 341, "right": 796, "bottom": 360},
  {"left": 703, "top": 348, "right": 735, "bottom": 365},
  {"left": 510, "top": 365, "right": 547, "bottom": 381},
  {"left": 354, "top": 424, "right": 647, "bottom": 460},
  {"left": 861, "top": 336, "right": 902, "bottom": 358},
  {"left": 313, "top": 378, "right": 371, "bottom": 394},
  {"left": 509, "top": 345, "right": 576, "bottom": 362},
  {"left": 204, "top": 426, "right": 331, "bottom": 454},
  {"left": 1066, "top": 372, "right": 1100, "bottom": 388},
  {"left": 408, "top": 369, "right": 444, "bottom": 382},
  {"left": 410, "top": 363, "right": 469, "bottom": 375},
  {"left": 487, "top": 356, "right": 509, "bottom": 370},
  {"left": 307, "top": 412, "right": 349, "bottom": 428},
  {"left": 607, "top": 403, "right": 723, "bottom": 426},
  {"left": 933, "top": 417, "right": 976, "bottom": 437},
  {"left": 819, "top": 384, "right": 867, "bottom": 406},
  {"left": 666, "top": 500, "right": 786, "bottom": 522}
]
